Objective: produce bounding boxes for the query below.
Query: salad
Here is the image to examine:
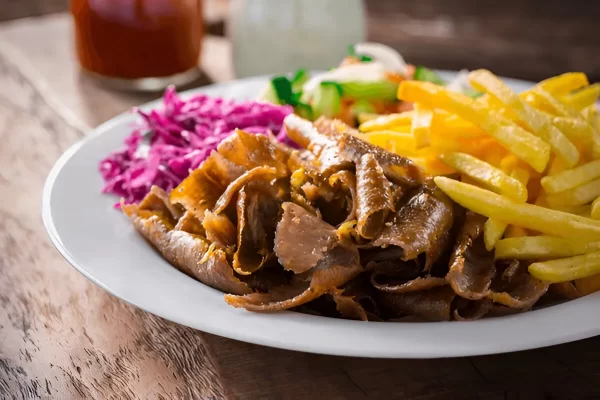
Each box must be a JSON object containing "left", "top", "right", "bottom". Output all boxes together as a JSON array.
[{"left": 257, "top": 42, "right": 481, "bottom": 126}]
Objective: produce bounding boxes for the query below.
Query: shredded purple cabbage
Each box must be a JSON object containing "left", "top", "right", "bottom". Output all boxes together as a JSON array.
[{"left": 99, "top": 86, "right": 294, "bottom": 206}]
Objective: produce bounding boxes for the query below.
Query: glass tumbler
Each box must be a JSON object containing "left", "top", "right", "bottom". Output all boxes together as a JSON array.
[{"left": 71, "top": 0, "right": 203, "bottom": 91}]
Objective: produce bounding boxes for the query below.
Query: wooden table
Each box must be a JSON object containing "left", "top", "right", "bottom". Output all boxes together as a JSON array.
[{"left": 1, "top": 13, "right": 599, "bottom": 400}]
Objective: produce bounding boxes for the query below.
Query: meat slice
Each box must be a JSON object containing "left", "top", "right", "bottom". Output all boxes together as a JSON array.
[
  {"left": 380, "top": 286, "right": 457, "bottom": 322},
  {"left": 232, "top": 187, "right": 281, "bottom": 275},
  {"left": 372, "top": 184, "right": 455, "bottom": 271},
  {"left": 338, "top": 132, "right": 423, "bottom": 186},
  {"left": 371, "top": 275, "right": 448, "bottom": 294},
  {"left": 224, "top": 244, "right": 361, "bottom": 311},
  {"left": 284, "top": 114, "right": 353, "bottom": 175},
  {"left": 217, "top": 129, "right": 288, "bottom": 175},
  {"left": 224, "top": 203, "right": 362, "bottom": 311},
  {"left": 212, "top": 166, "right": 282, "bottom": 214},
  {"left": 488, "top": 261, "right": 549, "bottom": 309},
  {"left": 356, "top": 153, "right": 395, "bottom": 239},
  {"left": 328, "top": 170, "right": 358, "bottom": 223},
  {"left": 446, "top": 212, "right": 496, "bottom": 300},
  {"left": 169, "top": 151, "right": 245, "bottom": 221},
  {"left": 123, "top": 198, "right": 251, "bottom": 295},
  {"left": 202, "top": 210, "right": 236, "bottom": 249},
  {"left": 274, "top": 203, "right": 340, "bottom": 274}
]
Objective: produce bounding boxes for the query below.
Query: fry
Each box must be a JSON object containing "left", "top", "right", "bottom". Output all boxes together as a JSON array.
[
  {"left": 357, "top": 112, "right": 380, "bottom": 124},
  {"left": 524, "top": 88, "right": 580, "bottom": 118},
  {"left": 548, "top": 204, "right": 592, "bottom": 216},
  {"left": 398, "top": 81, "right": 551, "bottom": 172},
  {"left": 433, "top": 115, "right": 486, "bottom": 139},
  {"left": 495, "top": 236, "right": 600, "bottom": 260},
  {"left": 433, "top": 176, "right": 600, "bottom": 240},
  {"left": 592, "top": 197, "right": 600, "bottom": 220},
  {"left": 560, "top": 83, "right": 600, "bottom": 111},
  {"left": 411, "top": 104, "right": 433, "bottom": 148},
  {"left": 537, "top": 72, "right": 589, "bottom": 96},
  {"left": 545, "top": 177, "right": 600, "bottom": 208},
  {"left": 484, "top": 150, "right": 533, "bottom": 251},
  {"left": 529, "top": 251, "right": 600, "bottom": 283},
  {"left": 581, "top": 105, "right": 598, "bottom": 126},
  {"left": 510, "top": 166, "right": 530, "bottom": 185},
  {"left": 409, "top": 156, "right": 456, "bottom": 176},
  {"left": 541, "top": 159, "right": 600, "bottom": 194},
  {"left": 505, "top": 225, "right": 528, "bottom": 238},
  {"left": 440, "top": 152, "right": 527, "bottom": 202},
  {"left": 359, "top": 111, "right": 414, "bottom": 132},
  {"left": 469, "top": 70, "right": 580, "bottom": 167},
  {"left": 476, "top": 94, "right": 520, "bottom": 122},
  {"left": 362, "top": 131, "right": 417, "bottom": 154},
  {"left": 552, "top": 117, "right": 595, "bottom": 146},
  {"left": 484, "top": 219, "right": 508, "bottom": 251}
]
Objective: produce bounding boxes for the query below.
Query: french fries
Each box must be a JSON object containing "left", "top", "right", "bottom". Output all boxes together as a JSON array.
[
  {"left": 561, "top": 83, "right": 600, "bottom": 111},
  {"left": 359, "top": 111, "right": 413, "bottom": 132},
  {"left": 591, "top": 197, "right": 600, "bottom": 220},
  {"left": 545, "top": 178, "right": 600, "bottom": 208},
  {"left": 434, "top": 177, "right": 600, "bottom": 240},
  {"left": 440, "top": 152, "right": 527, "bottom": 202},
  {"left": 495, "top": 236, "right": 600, "bottom": 260},
  {"left": 484, "top": 219, "right": 508, "bottom": 251},
  {"left": 359, "top": 131, "right": 417, "bottom": 155},
  {"left": 357, "top": 112, "right": 379, "bottom": 124},
  {"left": 552, "top": 117, "right": 595, "bottom": 147},
  {"left": 540, "top": 159, "right": 600, "bottom": 194},
  {"left": 537, "top": 72, "right": 589, "bottom": 96},
  {"left": 411, "top": 104, "right": 433, "bottom": 148},
  {"left": 469, "top": 69, "right": 580, "bottom": 167},
  {"left": 529, "top": 251, "right": 600, "bottom": 283},
  {"left": 398, "top": 81, "right": 551, "bottom": 172},
  {"left": 504, "top": 225, "right": 528, "bottom": 238},
  {"left": 358, "top": 70, "right": 599, "bottom": 288}
]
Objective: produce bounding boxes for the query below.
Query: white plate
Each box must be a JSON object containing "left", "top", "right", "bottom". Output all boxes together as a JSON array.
[{"left": 42, "top": 72, "right": 600, "bottom": 358}]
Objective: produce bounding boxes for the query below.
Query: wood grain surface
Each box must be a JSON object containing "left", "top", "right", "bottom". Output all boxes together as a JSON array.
[
  {"left": 1, "top": 13, "right": 600, "bottom": 400},
  {"left": 366, "top": 0, "right": 600, "bottom": 82}
]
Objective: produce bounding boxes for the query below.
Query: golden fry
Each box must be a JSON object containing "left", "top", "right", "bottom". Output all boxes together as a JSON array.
[
  {"left": 495, "top": 236, "right": 600, "bottom": 260},
  {"left": 409, "top": 156, "right": 456, "bottom": 176},
  {"left": 469, "top": 70, "right": 579, "bottom": 167},
  {"left": 529, "top": 251, "right": 600, "bottom": 283},
  {"left": 545, "top": 177, "right": 600, "bottom": 208},
  {"left": 362, "top": 131, "right": 417, "bottom": 154},
  {"left": 552, "top": 117, "right": 595, "bottom": 147},
  {"left": 511, "top": 166, "right": 531, "bottom": 185},
  {"left": 484, "top": 219, "right": 508, "bottom": 251},
  {"left": 433, "top": 176, "right": 600, "bottom": 240},
  {"left": 525, "top": 88, "right": 580, "bottom": 118},
  {"left": 505, "top": 225, "right": 528, "bottom": 238},
  {"left": 359, "top": 111, "right": 414, "bottom": 132},
  {"left": 411, "top": 104, "right": 433, "bottom": 148},
  {"left": 537, "top": 72, "right": 589, "bottom": 96},
  {"left": 433, "top": 115, "right": 486, "bottom": 139},
  {"left": 440, "top": 152, "right": 527, "bottom": 202},
  {"left": 541, "top": 159, "right": 600, "bottom": 194},
  {"left": 357, "top": 112, "right": 380, "bottom": 124},
  {"left": 397, "top": 81, "right": 551, "bottom": 172},
  {"left": 560, "top": 83, "right": 600, "bottom": 111},
  {"left": 592, "top": 197, "right": 600, "bottom": 220},
  {"left": 547, "top": 203, "right": 592, "bottom": 216},
  {"left": 525, "top": 88, "right": 600, "bottom": 159}
]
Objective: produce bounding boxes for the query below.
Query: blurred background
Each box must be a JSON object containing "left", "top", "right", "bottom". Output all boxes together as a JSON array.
[{"left": 2, "top": 0, "right": 598, "bottom": 82}]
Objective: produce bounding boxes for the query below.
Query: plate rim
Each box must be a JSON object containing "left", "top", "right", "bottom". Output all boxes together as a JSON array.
[{"left": 42, "top": 71, "right": 600, "bottom": 359}]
